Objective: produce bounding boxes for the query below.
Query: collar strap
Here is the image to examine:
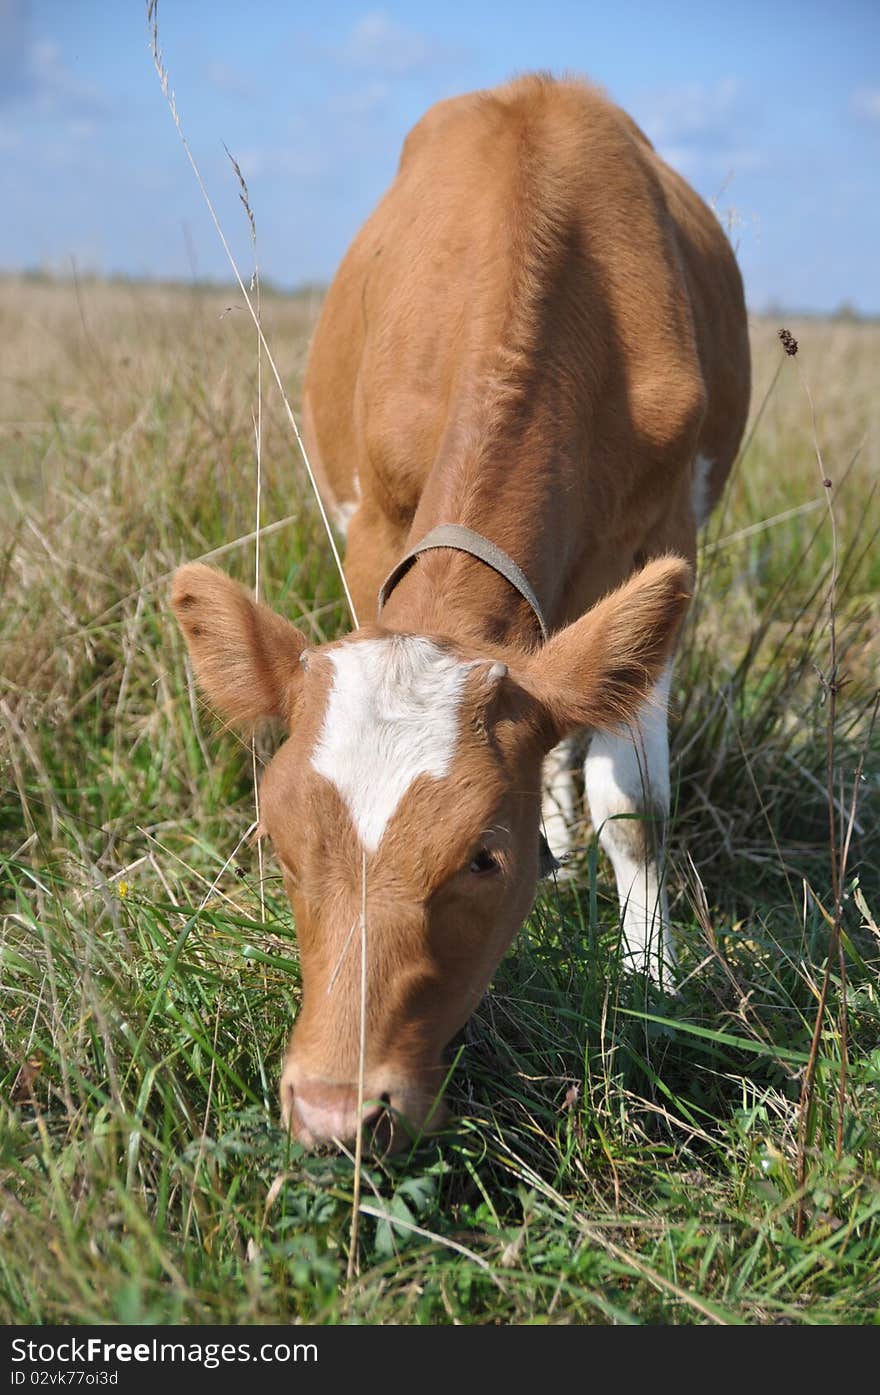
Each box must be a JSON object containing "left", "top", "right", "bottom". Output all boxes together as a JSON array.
[{"left": 377, "top": 523, "right": 549, "bottom": 643}]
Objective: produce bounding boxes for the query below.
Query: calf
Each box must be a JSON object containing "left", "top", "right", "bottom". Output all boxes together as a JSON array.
[{"left": 172, "top": 75, "right": 750, "bottom": 1150}]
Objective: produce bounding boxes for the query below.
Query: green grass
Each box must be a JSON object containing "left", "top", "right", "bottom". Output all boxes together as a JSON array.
[{"left": 1, "top": 277, "right": 879, "bottom": 1324}]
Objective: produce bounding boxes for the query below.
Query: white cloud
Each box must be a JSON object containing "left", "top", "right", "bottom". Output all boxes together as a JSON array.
[
  {"left": 640, "top": 77, "right": 741, "bottom": 146},
  {"left": 636, "top": 79, "right": 765, "bottom": 182},
  {"left": 661, "top": 142, "right": 767, "bottom": 181},
  {"left": 0, "top": 0, "right": 29, "bottom": 104},
  {"left": 334, "top": 10, "right": 446, "bottom": 76},
  {"left": 236, "top": 145, "right": 328, "bottom": 181},
  {"left": 328, "top": 80, "right": 390, "bottom": 118},
  {"left": 3, "top": 34, "right": 109, "bottom": 118},
  {"left": 206, "top": 61, "right": 252, "bottom": 99},
  {"left": 66, "top": 117, "right": 97, "bottom": 143},
  {"left": 852, "top": 87, "right": 880, "bottom": 122},
  {"left": 30, "top": 40, "right": 97, "bottom": 111}
]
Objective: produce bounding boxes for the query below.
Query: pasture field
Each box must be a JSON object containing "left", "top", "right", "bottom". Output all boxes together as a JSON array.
[{"left": 1, "top": 274, "right": 879, "bottom": 1325}]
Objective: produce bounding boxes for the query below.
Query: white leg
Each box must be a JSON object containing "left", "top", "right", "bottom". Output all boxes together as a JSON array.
[
  {"left": 583, "top": 664, "right": 674, "bottom": 986},
  {"left": 542, "top": 735, "right": 580, "bottom": 870}
]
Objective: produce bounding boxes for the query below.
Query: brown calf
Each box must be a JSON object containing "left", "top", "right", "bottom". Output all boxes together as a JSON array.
[{"left": 172, "top": 75, "right": 750, "bottom": 1151}]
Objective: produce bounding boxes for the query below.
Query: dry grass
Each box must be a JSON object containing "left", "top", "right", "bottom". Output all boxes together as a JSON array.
[{"left": 1, "top": 274, "right": 879, "bottom": 1324}]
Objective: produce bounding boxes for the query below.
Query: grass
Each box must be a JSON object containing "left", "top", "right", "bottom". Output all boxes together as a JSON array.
[{"left": 1, "top": 274, "right": 879, "bottom": 1325}]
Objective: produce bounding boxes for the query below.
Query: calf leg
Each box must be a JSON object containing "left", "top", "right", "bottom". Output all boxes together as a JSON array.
[
  {"left": 542, "top": 736, "right": 580, "bottom": 870},
  {"left": 583, "top": 664, "right": 674, "bottom": 986}
]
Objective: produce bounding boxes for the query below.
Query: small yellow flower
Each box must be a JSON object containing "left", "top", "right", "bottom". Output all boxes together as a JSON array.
[{"left": 119, "top": 881, "right": 129, "bottom": 899}]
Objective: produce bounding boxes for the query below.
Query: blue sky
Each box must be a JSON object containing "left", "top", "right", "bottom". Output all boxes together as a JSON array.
[{"left": 1, "top": 0, "right": 879, "bottom": 312}]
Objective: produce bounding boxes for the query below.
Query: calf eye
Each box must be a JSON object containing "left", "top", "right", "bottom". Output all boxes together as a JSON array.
[{"left": 469, "top": 848, "right": 499, "bottom": 876}]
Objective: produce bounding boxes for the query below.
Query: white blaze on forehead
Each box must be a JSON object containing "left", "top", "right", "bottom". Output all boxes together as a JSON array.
[{"left": 311, "top": 636, "right": 476, "bottom": 852}]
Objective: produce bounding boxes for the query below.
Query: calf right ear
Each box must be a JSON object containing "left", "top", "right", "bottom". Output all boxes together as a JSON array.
[
  {"left": 523, "top": 556, "right": 692, "bottom": 746},
  {"left": 171, "top": 563, "right": 308, "bottom": 728}
]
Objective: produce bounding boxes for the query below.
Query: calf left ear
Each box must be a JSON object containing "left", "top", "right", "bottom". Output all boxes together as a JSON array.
[
  {"left": 525, "top": 556, "right": 692, "bottom": 745},
  {"left": 171, "top": 563, "right": 308, "bottom": 728}
]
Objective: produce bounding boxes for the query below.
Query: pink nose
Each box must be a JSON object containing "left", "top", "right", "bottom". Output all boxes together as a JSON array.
[{"left": 290, "top": 1079, "right": 388, "bottom": 1147}]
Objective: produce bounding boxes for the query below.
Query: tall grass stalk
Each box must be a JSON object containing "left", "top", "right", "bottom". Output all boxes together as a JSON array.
[{"left": 146, "top": 2, "right": 376, "bottom": 1278}]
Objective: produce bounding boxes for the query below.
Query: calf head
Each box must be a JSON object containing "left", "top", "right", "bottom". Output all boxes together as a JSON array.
[{"left": 171, "top": 557, "right": 690, "bottom": 1150}]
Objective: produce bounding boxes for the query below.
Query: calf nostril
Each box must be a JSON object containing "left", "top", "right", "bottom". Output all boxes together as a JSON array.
[
  {"left": 362, "top": 1095, "right": 388, "bottom": 1129},
  {"left": 361, "top": 1093, "right": 394, "bottom": 1151},
  {"left": 287, "top": 1079, "right": 401, "bottom": 1150}
]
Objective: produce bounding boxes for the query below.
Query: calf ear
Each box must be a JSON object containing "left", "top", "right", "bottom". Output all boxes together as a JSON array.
[
  {"left": 525, "top": 557, "right": 692, "bottom": 745},
  {"left": 171, "top": 563, "right": 308, "bottom": 727}
]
